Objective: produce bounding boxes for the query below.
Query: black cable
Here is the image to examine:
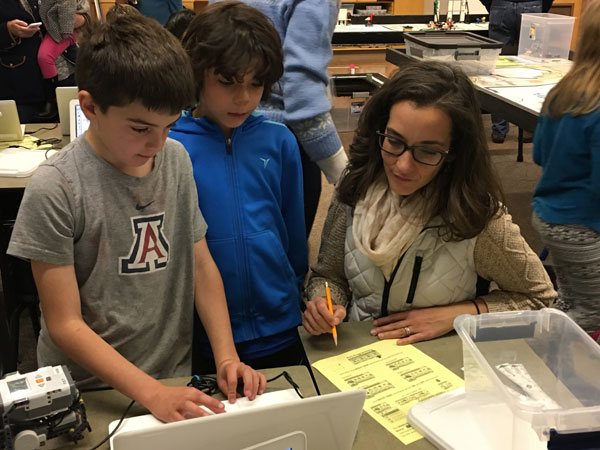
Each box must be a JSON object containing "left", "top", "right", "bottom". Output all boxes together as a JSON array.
[
  {"left": 44, "top": 148, "right": 56, "bottom": 159},
  {"left": 187, "top": 374, "right": 219, "bottom": 395},
  {"left": 266, "top": 371, "right": 303, "bottom": 399},
  {"left": 188, "top": 371, "right": 303, "bottom": 399},
  {"left": 26, "top": 124, "right": 59, "bottom": 134},
  {"left": 4, "top": 137, "right": 61, "bottom": 151},
  {"left": 34, "top": 137, "right": 62, "bottom": 146},
  {"left": 88, "top": 399, "right": 134, "bottom": 450}
]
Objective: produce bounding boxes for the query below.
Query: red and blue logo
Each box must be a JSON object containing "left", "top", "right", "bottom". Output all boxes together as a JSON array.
[{"left": 119, "top": 213, "right": 170, "bottom": 274}]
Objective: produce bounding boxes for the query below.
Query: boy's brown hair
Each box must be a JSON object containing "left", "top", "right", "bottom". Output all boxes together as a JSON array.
[
  {"left": 76, "top": 14, "right": 195, "bottom": 114},
  {"left": 182, "top": 1, "right": 283, "bottom": 100}
]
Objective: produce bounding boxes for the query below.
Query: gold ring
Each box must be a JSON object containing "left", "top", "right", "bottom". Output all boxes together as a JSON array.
[{"left": 404, "top": 326, "right": 411, "bottom": 337}]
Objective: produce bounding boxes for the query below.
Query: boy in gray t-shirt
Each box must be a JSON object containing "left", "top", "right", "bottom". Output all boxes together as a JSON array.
[{"left": 7, "top": 14, "right": 265, "bottom": 423}]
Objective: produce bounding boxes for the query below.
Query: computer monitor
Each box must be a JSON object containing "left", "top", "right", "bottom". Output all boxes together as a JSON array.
[
  {"left": 69, "top": 99, "right": 90, "bottom": 142},
  {"left": 110, "top": 390, "right": 366, "bottom": 450},
  {"left": 0, "top": 100, "right": 25, "bottom": 142},
  {"left": 56, "top": 86, "right": 78, "bottom": 135}
]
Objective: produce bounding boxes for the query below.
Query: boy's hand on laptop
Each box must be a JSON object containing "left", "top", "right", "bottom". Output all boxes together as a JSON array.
[
  {"left": 144, "top": 384, "right": 226, "bottom": 422},
  {"left": 216, "top": 359, "right": 267, "bottom": 404}
]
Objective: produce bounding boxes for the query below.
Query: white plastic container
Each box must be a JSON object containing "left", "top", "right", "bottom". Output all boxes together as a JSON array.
[
  {"left": 454, "top": 309, "right": 600, "bottom": 448},
  {"left": 518, "top": 13, "right": 575, "bottom": 61},
  {"left": 404, "top": 31, "right": 502, "bottom": 75}
]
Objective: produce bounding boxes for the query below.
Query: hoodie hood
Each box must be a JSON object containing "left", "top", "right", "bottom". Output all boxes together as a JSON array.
[{"left": 171, "top": 110, "right": 267, "bottom": 138}]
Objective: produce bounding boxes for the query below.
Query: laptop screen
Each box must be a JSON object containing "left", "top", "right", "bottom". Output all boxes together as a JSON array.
[
  {"left": 74, "top": 103, "right": 90, "bottom": 138},
  {"left": 56, "top": 86, "right": 78, "bottom": 135}
]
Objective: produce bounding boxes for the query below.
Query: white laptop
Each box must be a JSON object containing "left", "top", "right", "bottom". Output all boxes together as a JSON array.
[
  {"left": 109, "top": 389, "right": 366, "bottom": 450},
  {"left": 243, "top": 431, "right": 307, "bottom": 450},
  {"left": 56, "top": 86, "right": 78, "bottom": 135},
  {"left": 0, "top": 100, "right": 25, "bottom": 142},
  {"left": 69, "top": 99, "right": 90, "bottom": 142}
]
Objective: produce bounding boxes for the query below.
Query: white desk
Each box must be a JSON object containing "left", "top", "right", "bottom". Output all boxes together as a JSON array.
[{"left": 0, "top": 123, "right": 67, "bottom": 189}]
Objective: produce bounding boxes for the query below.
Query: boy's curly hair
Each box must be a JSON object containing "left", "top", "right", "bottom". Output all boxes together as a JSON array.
[{"left": 182, "top": 1, "right": 283, "bottom": 101}]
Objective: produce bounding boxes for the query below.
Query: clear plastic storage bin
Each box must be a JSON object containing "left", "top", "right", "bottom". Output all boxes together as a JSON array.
[
  {"left": 454, "top": 309, "right": 600, "bottom": 448},
  {"left": 404, "top": 31, "right": 502, "bottom": 75},
  {"left": 518, "top": 13, "right": 575, "bottom": 61}
]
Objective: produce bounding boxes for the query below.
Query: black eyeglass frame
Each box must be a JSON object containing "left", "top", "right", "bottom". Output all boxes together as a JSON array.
[{"left": 376, "top": 131, "right": 450, "bottom": 166}]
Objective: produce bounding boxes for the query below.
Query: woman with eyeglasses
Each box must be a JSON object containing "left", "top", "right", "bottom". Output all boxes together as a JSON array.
[{"left": 302, "top": 60, "right": 556, "bottom": 345}]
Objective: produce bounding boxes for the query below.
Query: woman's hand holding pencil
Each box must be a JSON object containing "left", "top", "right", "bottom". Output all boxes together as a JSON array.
[
  {"left": 325, "top": 282, "right": 338, "bottom": 346},
  {"left": 302, "top": 282, "right": 347, "bottom": 340}
]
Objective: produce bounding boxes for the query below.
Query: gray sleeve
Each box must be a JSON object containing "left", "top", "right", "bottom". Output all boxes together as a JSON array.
[
  {"left": 191, "top": 186, "right": 207, "bottom": 243},
  {"left": 7, "top": 165, "right": 77, "bottom": 266},
  {"left": 306, "top": 195, "right": 351, "bottom": 307},
  {"left": 175, "top": 141, "right": 207, "bottom": 243}
]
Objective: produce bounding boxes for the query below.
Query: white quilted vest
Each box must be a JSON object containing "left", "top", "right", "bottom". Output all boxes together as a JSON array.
[{"left": 344, "top": 206, "right": 478, "bottom": 321}]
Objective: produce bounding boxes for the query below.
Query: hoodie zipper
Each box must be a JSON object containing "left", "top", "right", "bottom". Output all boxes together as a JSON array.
[{"left": 224, "top": 133, "right": 253, "bottom": 335}]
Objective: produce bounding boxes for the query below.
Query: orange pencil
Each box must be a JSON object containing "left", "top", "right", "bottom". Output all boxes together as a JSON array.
[{"left": 325, "top": 282, "right": 338, "bottom": 346}]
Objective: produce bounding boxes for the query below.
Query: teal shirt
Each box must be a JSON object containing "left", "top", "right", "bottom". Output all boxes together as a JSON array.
[
  {"left": 136, "top": 0, "right": 181, "bottom": 25},
  {"left": 532, "top": 108, "right": 600, "bottom": 232}
]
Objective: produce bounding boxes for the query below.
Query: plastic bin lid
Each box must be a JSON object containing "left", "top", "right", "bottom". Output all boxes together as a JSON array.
[
  {"left": 453, "top": 309, "right": 600, "bottom": 438},
  {"left": 403, "top": 31, "right": 503, "bottom": 49}
]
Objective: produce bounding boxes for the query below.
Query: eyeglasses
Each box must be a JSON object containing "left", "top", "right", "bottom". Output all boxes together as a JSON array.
[{"left": 377, "top": 131, "right": 449, "bottom": 166}]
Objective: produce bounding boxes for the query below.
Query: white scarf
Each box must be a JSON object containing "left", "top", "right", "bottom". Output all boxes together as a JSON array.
[{"left": 352, "top": 177, "right": 429, "bottom": 279}]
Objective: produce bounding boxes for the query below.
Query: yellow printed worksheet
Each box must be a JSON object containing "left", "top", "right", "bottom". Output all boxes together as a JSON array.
[{"left": 312, "top": 340, "right": 463, "bottom": 445}]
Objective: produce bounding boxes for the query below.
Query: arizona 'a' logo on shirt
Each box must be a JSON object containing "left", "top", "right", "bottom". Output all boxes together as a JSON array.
[{"left": 119, "top": 213, "right": 170, "bottom": 274}]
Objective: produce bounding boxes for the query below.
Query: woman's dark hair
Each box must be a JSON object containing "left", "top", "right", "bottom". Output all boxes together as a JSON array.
[
  {"left": 182, "top": 1, "right": 283, "bottom": 101},
  {"left": 337, "top": 60, "right": 504, "bottom": 241},
  {"left": 165, "top": 8, "right": 196, "bottom": 41}
]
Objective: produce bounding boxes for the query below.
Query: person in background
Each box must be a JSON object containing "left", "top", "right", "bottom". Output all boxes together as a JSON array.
[
  {"left": 481, "top": 0, "right": 554, "bottom": 143},
  {"left": 211, "top": 0, "right": 348, "bottom": 236},
  {"left": 8, "top": 14, "right": 265, "bottom": 422},
  {"left": 1, "top": 0, "right": 78, "bottom": 122},
  {"left": 1, "top": 0, "right": 44, "bottom": 122},
  {"left": 302, "top": 61, "right": 556, "bottom": 344},
  {"left": 165, "top": 8, "right": 195, "bottom": 40},
  {"left": 36, "top": 0, "right": 89, "bottom": 120},
  {"left": 531, "top": 0, "right": 600, "bottom": 335},
  {"left": 117, "top": 0, "right": 181, "bottom": 25},
  {"left": 169, "top": 2, "right": 308, "bottom": 373}
]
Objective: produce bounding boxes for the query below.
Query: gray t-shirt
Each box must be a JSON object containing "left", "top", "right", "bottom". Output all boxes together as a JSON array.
[{"left": 8, "top": 136, "right": 207, "bottom": 389}]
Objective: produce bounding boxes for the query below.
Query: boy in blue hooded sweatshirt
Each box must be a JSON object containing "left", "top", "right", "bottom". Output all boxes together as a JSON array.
[{"left": 169, "top": 1, "right": 308, "bottom": 373}]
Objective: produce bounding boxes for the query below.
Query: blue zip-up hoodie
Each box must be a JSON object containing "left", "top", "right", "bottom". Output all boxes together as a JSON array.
[{"left": 169, "top": 112, "right": 307, "bottom": 359}]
